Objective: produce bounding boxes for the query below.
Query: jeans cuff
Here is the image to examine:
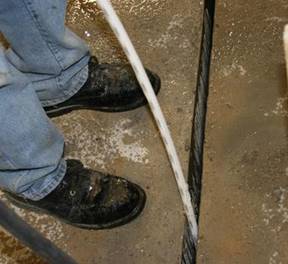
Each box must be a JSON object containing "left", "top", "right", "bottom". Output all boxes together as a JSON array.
[
  {"left": 20, "top": 159, "right": 67, "bottom": 201},
  {"left": 40, "top": 65, "right": 89, "bottom": 107}
]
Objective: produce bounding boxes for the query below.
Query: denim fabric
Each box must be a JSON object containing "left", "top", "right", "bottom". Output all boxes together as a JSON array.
[{"left": 0, "top": 0, "right": 90, "bottom": 200}]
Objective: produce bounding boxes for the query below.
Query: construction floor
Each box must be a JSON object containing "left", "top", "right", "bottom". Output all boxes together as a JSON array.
[
  {"left": 197, "top": 0, "right": 288, "bottom": 263},
  {"left": 2, "top": 1, "right": 288, "bottom": 264},
  {"left": 0, "top": 0, "right": 202, "bottom": 263}
]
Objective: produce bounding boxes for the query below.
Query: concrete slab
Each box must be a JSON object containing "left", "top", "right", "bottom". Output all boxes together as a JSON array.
[
  {"left": 197, "top": 0, "right": 288, "bottom": 263},
  {"left": 0, "top": 0, "right": 203, "bottom": 263}
]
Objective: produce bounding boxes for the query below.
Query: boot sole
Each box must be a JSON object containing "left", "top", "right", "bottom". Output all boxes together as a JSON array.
[
  {"left": 4, "top": 184, "right": 146, "bottom": 230},
  {"left": 46, "top": 75, "right": 161, "bottom": 118}
]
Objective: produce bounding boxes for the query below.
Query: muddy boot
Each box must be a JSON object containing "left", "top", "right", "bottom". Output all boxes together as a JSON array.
[
  {"left": 5, "top": 159, "right": 146, "bottom": 229},
  {"left": 45, "top": 56, "right": 161, "bottom": 117}
]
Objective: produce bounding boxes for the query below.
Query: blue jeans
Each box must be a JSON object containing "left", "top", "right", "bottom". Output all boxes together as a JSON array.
[{"left": 0, "top": 0, "right": 90, "bottom": 200}]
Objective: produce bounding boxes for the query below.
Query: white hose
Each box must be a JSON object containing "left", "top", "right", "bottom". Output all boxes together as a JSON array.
[{"left": 96, "top": 0, "right": 198, "bottom": 243}]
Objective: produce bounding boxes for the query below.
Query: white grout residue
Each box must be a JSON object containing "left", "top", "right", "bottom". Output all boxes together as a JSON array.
[
  {"left": 272, "top": 97, "right": 288, "bottom": 117},
  {"left": 108, "top": 119, "right": 149, "bottom": 163},
  {"left": 58, "top": 116, "right": 150, "bottom": 169},
  {"left": 262, "top": 187, "right": 288, "bottom": 232},
  {"left": 269, "top": 251, "right": 282, "bottom": 264},
  {"left": 222, "top": 61, "right": 247, "bottom": 77},
  {"left": 148, "top": 14, "right": 186, "bottom": 49}
]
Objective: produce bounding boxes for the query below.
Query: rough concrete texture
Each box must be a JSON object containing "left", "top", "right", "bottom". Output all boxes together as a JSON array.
[
  {"left": 0, "top": 0, "right": 202, "bottom": 263},
  {"left": 197, "top": 0, "right": 288, "bottom": 263}
]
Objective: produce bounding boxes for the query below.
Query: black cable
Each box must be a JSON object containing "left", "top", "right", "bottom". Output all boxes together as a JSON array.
[
  {"left": 181, "top": 0, "right": 216, "bottom": 263},
  {"left": 0, "top": 200, "right": 77, "bottom": 264}
]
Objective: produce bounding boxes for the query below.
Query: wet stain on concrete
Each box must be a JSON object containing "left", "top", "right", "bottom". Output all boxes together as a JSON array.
[{"left": 0, "top": 230, "right": 46, "bottom": 264}]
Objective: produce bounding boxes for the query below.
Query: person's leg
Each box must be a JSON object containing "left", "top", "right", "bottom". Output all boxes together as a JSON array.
[
  {"left": 0, "top": 0, "right": 90, "bottom": 106},
  {"left": 0, "top": 61, "right": 146, "bottom": 227},
  {"left": 0, "top": 47, "right": 66, "bottom": 201},
  {"left": 0, "top": 0, "right": 161, "bottom": 116},
  {"left": 0, "top": 30, "right": 146, "bottom": 229},
  {"left": 0, "top": 0, "right": 148, "bottom": 228}
]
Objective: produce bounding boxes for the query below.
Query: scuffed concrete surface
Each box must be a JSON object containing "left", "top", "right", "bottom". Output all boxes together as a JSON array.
[
  {"left": 197, "top": 0, "right": 288, "bottom": 263},
  {"left": 0, "top": 193, "right": 65, "bottom": 264},
  {"left": 0, "top": 0, "right": 202, "bottom": 263}
]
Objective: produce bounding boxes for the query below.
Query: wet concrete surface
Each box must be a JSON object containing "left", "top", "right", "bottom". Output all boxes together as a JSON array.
[
  {"left": 197, "top": 0, "right": 288, "bottom": 263},
  {"left": 0, "top": 0, "right": 202, "bottom": 263}
]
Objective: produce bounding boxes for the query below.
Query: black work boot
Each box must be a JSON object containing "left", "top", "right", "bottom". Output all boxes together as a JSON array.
[
  {"left": 5, "top": 160, "right": 146, "bottom": 229},
  {"left": 45, "top": 57, "right": 161, "bottom": 117}
]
